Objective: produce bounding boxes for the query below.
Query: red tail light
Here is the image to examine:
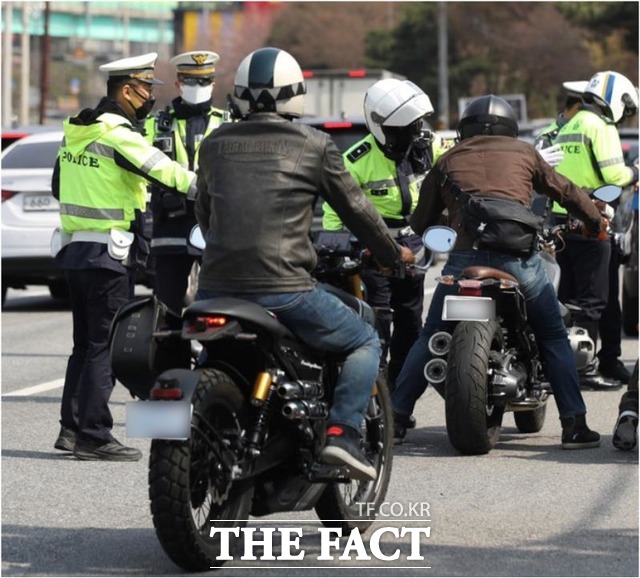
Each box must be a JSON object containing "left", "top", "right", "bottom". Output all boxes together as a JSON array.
[
  {"left": 2, "top": 190, "right": 17, "bottom": 202},
  {"left": 347, "top": 70, "right": 367, "bottom": 77},
  {"left": 322, "top": 121, "right": 353, "bottom": 129},
  {"left": 184, "top": 315, "right": 228, "bottom": 334},
  {"left": 302, "top": 70, "right": 314, "bottom": 78},
  {"left": 458, "top": 279, "right": 483, "bottom": 297}
]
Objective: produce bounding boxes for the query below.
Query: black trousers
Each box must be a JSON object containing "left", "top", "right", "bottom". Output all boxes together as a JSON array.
[
  {"left": 60, "top": 268, "right": 132, "bottom": 442},
  {"left": 598, "top": 238, "right": 623, "bottom": 365},
  {"left": 153, "top": 253, "right": 197, "bottom": 314},
  {"left": 557, "top": 234, "right": 611, "bottom": 327},
  {"left": 362, "top": 268, "right": 424, "bottom": 383}
]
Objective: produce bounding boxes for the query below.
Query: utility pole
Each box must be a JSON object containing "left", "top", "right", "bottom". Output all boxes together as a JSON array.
[
  {"left": 437, "top": 2, "right": 449, "bottom": 129},
  {"left": 38, "top": 1, "right": 50, "bottom": 124},
  {"left": 2, "top": 2, "right": 13, "bottom": 127}
]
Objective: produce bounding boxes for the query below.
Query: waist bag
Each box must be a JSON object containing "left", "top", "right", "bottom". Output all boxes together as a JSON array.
[{"left": 442, "top": 171, "right": 543, "bottom": 256}]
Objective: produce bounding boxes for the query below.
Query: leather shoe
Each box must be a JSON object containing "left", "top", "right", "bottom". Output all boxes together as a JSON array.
[
  {"left": 54, "top": 426, "right": 77, "bottom": 452},
  {"left": 73, "top": 437, "right": 142, "bottom": 462},
  {"left": 599, "top": 360, "right": 632, "bottom": 384}
]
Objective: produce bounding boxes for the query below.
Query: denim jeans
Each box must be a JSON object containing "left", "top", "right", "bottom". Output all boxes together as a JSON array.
[
  {"left": 196, "top": 286, "right": 381, "bottom": 431},
  {"left": 391, "top": 250, "right": 588, "bottom": 420}
]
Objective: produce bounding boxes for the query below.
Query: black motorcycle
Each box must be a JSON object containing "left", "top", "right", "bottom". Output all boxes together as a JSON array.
[
  {"left": 109, "top": 229, "right": 399, "bottom": 571},
  {"left": 420, "top": 185, "right": 621, "bottom": 455}
]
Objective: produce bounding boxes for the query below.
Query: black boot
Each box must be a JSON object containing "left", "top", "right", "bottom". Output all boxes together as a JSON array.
[{"left": 561, "top": 414, "right": 601, "bottom": 450}]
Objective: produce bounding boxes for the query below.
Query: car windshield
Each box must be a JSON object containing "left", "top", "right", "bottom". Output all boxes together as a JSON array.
[{"left": 2, "top": 141, "right": 61, "bottom": 169}]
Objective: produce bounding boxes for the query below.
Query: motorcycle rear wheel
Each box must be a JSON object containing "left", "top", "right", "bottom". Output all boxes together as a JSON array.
[
  {"left": 445, "top": 320, "right": 505, "bottom": 455},
  {"left": 148, "top": 369, "right": 254, "bottom": 571},
  {"left": 314, "top": 374, "right": 393, "bottom": 532}
]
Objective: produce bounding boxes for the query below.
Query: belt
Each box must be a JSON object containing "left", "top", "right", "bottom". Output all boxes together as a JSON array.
[{"left": 71, "top": 231, "right": 110, "bottom": 244}]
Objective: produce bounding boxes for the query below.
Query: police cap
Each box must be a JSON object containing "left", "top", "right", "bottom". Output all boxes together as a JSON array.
[
  {"left": 170, "top": 51, "right": 220, "bottom": 79},
  {"left": 99, "top": 52, "right": 163, "bottom": 85}
]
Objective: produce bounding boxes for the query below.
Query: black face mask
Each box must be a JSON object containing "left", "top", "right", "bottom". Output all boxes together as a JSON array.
[{"left": 130, "top": 86, "right": 156, "bottom": 120}]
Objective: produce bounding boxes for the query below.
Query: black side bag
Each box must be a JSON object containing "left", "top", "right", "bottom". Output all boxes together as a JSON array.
[
  {"left": 109, "top": 296, "right": 190, "bottom": 399},
  {"left": 463, "top": 195, "right": 543, "bottom": 256}
]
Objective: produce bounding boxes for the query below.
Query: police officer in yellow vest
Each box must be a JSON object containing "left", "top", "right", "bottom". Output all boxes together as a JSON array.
[
  {"left": 51, "top": 53, "right": 198, "bottom": 461},
  {"left": 144, "top": 51, "right": 227, "bottom": 314},
  {"left": 322, "top": 79, "right": 452, "bottom": 388},
  {"left": 550, "top": 71, "right": 638, "bottom": 387}
]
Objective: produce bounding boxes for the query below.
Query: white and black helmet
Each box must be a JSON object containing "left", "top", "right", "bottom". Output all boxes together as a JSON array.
[
  {"left": 583, "top": 70, "right": 638, "bottom": 124},
  {"left": 364, "top": 78, "right": 434, "bottom": 158},
  {"left": 233, "top": 47, "right": 306, "bottom": 118}
]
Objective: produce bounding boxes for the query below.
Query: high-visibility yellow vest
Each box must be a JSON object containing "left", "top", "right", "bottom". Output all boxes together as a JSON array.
[
  {"left": 322, "top": 133, "right": 453, "bottom": 230},
  {"left": 58, "top": 112, "right": 195, "bottom": 234}
]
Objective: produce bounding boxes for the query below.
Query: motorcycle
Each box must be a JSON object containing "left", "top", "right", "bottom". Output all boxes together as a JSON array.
[
  {"left": 421, "top": 185, "right": 621, "bottom": 455},
  {"left": 109, "top": 226, "right": 423, "bottom": 571}
]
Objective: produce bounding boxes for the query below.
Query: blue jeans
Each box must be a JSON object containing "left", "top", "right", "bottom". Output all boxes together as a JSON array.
[
  {"left": 391, "top": 250, "right": 588, "bottom": 420},
  {"left": 196, "top": 286, "right": 381, "bottom": 431}
]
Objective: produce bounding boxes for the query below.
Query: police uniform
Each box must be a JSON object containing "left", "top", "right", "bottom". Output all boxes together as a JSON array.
[
  {"left": 145, "top": 51, "right": 227, "bottom": 314},
  {"left": 553, "top": 103, "right": 636, "bottom": 384},
  {"left": 52, "top": 53, "right": 197, "bottom": 459},
  {"left": 322, "top": 132, "right": 452, "bottom": 384}
]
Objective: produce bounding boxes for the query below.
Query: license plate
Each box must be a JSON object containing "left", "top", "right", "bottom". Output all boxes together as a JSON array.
[
  {"left": 442, "top": 296, "right": 495, "bottom": 321},
  {"left": 126, "top": 401, "right": 192, "bottom": 439},
  {"left": 23, "top": 194, "right": 59, "bottom": 212}
]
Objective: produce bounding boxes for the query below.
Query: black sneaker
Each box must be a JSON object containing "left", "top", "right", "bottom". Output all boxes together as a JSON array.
[
  {"left": 612, "top": 410, "right": 638, "bottom": 451},
  {"left": 393, "top": 412, "right": 414, "bottom": 445},
  {"left": 320, "top": 425, "right": 376, "bottom": 481},
  {"left": 54, "top": 426, "right": 77, "bottom": 452},
  {"left": 561, "top": 415, "right": 601, "bottom": 449},
  {"left": 73, "top": 437, "right": 142, "bottom": 462},
  {"left": 599, "top": 360, "right": 632, "bottom": 384}
]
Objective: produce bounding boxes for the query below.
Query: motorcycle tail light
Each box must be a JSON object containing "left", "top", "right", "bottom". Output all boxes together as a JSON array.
[
  {"left": 184, "top": 315, "right": 227, "bottom": 334},
  {"left": 150, "top": 378, "right": 184, "bottom": 400},
  {"left": 458, "top": 279, "right": 483, "bottom": 296}
]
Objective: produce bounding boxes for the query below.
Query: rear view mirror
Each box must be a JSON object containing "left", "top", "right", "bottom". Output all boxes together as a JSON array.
[
  {"left": 592, "top": 185, "right": 621, "bottom": 204},
  {"left": 189, "top": 225, "right": 205, "bottom": 250},
  {"left": 422, "top": 226, "right": 457, "bottom": 253}
]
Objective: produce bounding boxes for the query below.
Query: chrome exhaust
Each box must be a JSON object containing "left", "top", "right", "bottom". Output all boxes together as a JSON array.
[
  {"left": 277, "top": 381, "right": 324, "bottom": 400},
  {"left": 282, "top": 400, "right": 328, "bottom": 420},
  {"left": 424, "top": 358, "right": 447, "bottom": 384},
  {"left": 428, "top": 331, "right": 451, "bottom": 357}
]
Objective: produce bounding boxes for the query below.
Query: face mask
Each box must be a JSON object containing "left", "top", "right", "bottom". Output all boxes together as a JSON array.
[
  {"left": 129, "top": 85, "right": 156, "bottom": 120},
  {"left": 180, "top": 84, "right": 213, "bottom": 105}
]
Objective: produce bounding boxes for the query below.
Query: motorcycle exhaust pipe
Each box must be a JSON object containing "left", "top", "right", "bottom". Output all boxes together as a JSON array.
[
  {"left": 282, "top": 400, "right": 328, "bottom": 420},
  {"left": 277, "top": 381, "right": 324, "bottom": 400},
  {"left": 428, "top": 331, "right": 451, "bottom": 357},
  {"left": 424, "top": 358, "right": 447, "bottom": 384}
]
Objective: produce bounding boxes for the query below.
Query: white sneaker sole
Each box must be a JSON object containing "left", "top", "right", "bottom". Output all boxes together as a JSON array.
[{"left": 320, "top": 446, "right": 376, "bottom": 481}]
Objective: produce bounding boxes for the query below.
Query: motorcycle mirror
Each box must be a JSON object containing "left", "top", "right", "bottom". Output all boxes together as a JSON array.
[
  {"left": 189, "top": 225, "right": 206, "bottom": 250},
  {"left": 422, "top": 226, "right": 457, "bottom": 253},
  {"left": 592, "top": 184, "right": 621, "bottom": 204}
]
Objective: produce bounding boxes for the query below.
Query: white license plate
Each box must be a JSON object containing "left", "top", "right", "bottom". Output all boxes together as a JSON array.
[
  {"left": 126, "top": 401, "right": 192, "bottom": 439},
  {"left": 442, "top": 296, "right": 496, "bottom": 321},
  {"left": 23, "top": 194, "right": 59, "bottom": 212}
]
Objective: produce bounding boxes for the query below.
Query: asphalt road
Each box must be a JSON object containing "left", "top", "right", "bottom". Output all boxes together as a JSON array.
[{"left": 1, "top": 271, "right": 638, "bottom": 577}]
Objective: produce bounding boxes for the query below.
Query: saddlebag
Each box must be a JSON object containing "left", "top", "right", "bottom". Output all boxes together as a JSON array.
[{"left": 109, "top": 296, "right": 190, "bottom": 400}]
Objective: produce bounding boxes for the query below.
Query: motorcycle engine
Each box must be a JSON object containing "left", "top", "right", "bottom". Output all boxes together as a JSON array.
[{"left": 567, "top": 326, "right": 596, "bottom": 372}]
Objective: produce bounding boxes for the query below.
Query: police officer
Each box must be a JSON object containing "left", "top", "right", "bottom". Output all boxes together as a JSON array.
[
  {"left": 552, "top": 71, "right": 639, "bottom": 388},
  {"left": 52, "top": 53, "right": 198, "bottom": 461},
  {"left": 322, "top": 79, "right": 452, "bottom": 388},
  {"left": 145, "top": 51, "right": 228, "bottom": 314}
]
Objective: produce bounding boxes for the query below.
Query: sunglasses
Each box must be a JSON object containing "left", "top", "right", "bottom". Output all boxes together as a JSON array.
[{"left": 180, "top": 77, "right": 214, "bottom": 87}]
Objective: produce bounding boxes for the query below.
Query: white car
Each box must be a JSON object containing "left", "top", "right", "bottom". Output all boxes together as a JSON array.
[{"left": 1, "top": 130, "right": 65, "bottom": 303}]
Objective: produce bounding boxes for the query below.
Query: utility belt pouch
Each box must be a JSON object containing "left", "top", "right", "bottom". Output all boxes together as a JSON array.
[
  {"left": 108, "top": 229, "right": 135, "bottom": 261},
  {"left": 153, "top": 136, "right": 173, "bottom": 154},
  {"left": 160, "top": 192, "right": 188, "bottom": 218},
  {"left": 50, "top": 227, "right": 72, "bottom": 257}
]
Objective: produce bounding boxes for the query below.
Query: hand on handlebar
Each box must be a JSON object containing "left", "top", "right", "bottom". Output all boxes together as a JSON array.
[
  {"left": 581, "top": 216, "right": 610, "bottom": 241},
  {"left": 399, "top": 246, "right": 416, "bottom": 265}
]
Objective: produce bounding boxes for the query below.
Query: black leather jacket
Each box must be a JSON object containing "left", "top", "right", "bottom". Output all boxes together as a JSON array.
[{"left": 195, "top": 113, "right": 402, "bottom": 293}]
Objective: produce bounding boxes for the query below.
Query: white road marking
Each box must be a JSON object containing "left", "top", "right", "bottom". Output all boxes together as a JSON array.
[{"left": 2, "top": 378, "right": 64, "bottom": 397}]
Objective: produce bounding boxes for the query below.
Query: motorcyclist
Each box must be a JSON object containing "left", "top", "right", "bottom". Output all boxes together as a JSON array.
[
  {"left": 392, "top": 94, "right": 608, "bottom": 450},
  {"left": 322, "top": 78, "right": 453, "bottom": 389},
  {"left": 194, "top": 47, "right": 415, "bottom": 481}
]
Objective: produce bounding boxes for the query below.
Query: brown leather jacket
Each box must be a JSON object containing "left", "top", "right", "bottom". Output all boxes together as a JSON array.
[
  {"left": 410, "top": 135, "right": 603, "bottom": 250},
  {"left": 195, "top": 113, "right": 402, "bottom": 293}
]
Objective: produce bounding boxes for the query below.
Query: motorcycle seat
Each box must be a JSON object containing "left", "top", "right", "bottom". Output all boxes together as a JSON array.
[
  {"left": 461, "top": 266, "right": 518, "bottom": 285},
  {"left": 185, "top": 297, "right": 296, "bottom": 340}
]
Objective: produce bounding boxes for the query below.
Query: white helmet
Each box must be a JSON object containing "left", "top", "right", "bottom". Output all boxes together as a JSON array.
[
  {"left": 364, "top": 78, "right": 434, "bottom": 158},
  {"left": 233, "top": 47, "right": 306, "bottom": 118},
  {"left": 583, "top": 71, "right": 638, "bottom": 123}
]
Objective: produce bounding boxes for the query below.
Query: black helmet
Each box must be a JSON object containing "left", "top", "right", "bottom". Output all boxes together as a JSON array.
[{"left": 457, "top": 95, "right": 518, "bottom": 140}]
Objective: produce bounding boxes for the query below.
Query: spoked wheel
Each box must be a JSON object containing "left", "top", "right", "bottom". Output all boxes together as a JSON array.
[
  {"left": 445, "top": 321, "right": 505, "bottom": 455},
  {"left": 149, "top": 369, "right": 254, "bottom": 571},
  {"left": 315, "top": 374, "right": 393, "bottom": 532}
]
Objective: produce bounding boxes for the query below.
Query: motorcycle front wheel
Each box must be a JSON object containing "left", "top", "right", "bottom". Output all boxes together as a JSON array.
[
  {"left": 445, "top": 320, "right": 505, "bottom": 455},
  {"left": 148, "top": 369, "right": 254, "bottom": 571},
  {"left": 314, "top": 374, "right": 393, "bottom": 532}
]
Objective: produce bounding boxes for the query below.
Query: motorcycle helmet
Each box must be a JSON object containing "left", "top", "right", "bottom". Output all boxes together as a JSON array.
[
  {"left": 567, "top": 327, "right": 596, "bottom": 373},
  {"left": 233, "top": 47, "right": 306, "bottom": 118},
  {"left": 364, "top": 78, "right": 434, "bottom": 159},
  {"left": 583, "top": 70, "right": 638, "bottom": 124},
  {"left": 457, "top": 94, "right": 518, "bottom": 140}
]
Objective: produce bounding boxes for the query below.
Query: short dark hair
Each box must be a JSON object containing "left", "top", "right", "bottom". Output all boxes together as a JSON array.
[
  {"left": 564, "top": 95, "right": 582, "bottom": 110},
  {"left": 107, "top": 76, "right": 129, "bottom": 99}
]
